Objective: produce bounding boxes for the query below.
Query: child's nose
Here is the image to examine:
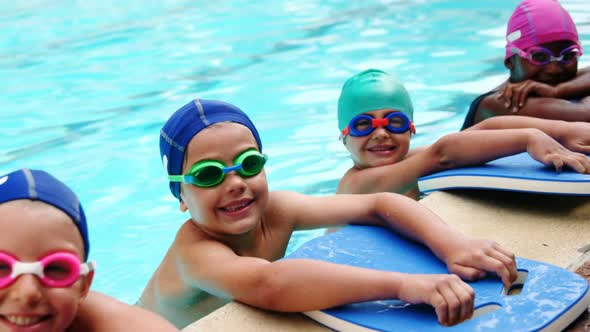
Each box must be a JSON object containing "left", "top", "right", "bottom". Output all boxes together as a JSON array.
[
  {"left": 371, "top": 126, "right": 389, "bottom": 139},
  {"left": 223, "top": 172, "right": 247, "bottom": 195},
  {"left": 544, "top": 61, "right": 565, "bottom": 74},
  {"left": 7, "top": 275, "right": 44, "bottom": 305}
]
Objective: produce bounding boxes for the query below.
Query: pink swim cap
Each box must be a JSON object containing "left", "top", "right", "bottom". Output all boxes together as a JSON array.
[{"left": 505, "top": 0, "right": 582, "bottom": 61}]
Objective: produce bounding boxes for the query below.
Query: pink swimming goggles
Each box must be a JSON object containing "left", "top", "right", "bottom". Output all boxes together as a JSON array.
[
  {"left": 508, "top": 44, "right": 582, "bottom": 66},
  {"left": 0, "top": 252, "right": 94, "bottom": 288}
]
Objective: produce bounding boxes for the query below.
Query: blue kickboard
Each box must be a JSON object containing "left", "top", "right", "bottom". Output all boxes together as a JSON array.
[
  {"left": 285, "top": 225, "right": 590, "bottom": 332},
  {"left": 418, "top": 152, "right": 590, "bottom": 195}
]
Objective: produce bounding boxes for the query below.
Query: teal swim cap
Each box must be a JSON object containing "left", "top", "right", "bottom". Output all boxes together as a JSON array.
[{"left": 337, "top": 69, "right": 414, "bottom": 132}]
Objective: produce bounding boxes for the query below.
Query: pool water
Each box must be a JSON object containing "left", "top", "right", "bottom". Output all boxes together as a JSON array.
[{"left": 1, "top": 0, "right": 589, "bottom": 304}]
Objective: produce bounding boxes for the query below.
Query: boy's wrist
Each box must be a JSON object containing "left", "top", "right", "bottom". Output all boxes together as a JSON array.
[
  {"left": 524, "top": 127, "right": 544, "bottom": 144},
  {"left": 422, "top": 228, "right": 467, "bottom": 263},
  {"left": 387, "top": 272, "right": 408, "bottom": 300},
  {"left": 553, "top": 120, "right": 570, "bottom": 143}
]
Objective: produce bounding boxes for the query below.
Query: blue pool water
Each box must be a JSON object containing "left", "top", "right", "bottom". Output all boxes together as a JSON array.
[{"left": 1, "top": 0, "right": 589, "bottom": 304}]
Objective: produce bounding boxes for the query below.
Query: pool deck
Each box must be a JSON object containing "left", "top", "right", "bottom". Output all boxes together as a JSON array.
[{"left": 183, "top": 190, "right": 590, "bottom": 332}]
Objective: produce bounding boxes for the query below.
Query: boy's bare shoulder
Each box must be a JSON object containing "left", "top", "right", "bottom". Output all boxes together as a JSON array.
[
  {"left": 263, "top": 190, "right": 304, "bottom": 225},
  {"left": 174, "top": 219, "right": 211, "bottom": 244},
  {"left": 70, "top": 291, "right": 178, "bottom": 332},
  {"left": 406, "top": 146, "right": 428, "bottom": 158},
  {"left": 337, "top": 167, "right": 362, "bottom": 194}
]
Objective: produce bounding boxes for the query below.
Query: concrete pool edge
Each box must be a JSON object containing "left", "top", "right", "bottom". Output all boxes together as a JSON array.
[{"left": 182, "top": 190, "right": 590, "bottom": 332}]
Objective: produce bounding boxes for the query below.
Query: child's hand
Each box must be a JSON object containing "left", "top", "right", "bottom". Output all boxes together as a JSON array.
[
  {"left": 560, "top": 122, "right": 590, "bottom": 155},
  {"left": 526, "top": 129, "right": 590, "bottom": 173},
  {"left": 398, "top": 274, "right": 475, "bottom": 326},
  {"left": 497, "top": 80, "right": 556, "bottom": 112},
  {"left": 443, "top": 237, "right": 517, "bottom": 288}
]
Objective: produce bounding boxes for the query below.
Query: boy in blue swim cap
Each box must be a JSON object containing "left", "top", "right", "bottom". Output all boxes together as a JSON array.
[
  {"left": 140, "top": 98, "right": 519, "bottom": 328},
  {"left": 337, "top": 69, "right": 590, "bottom": 197},
  {"left": 462, "top": 0, "right": 590, "bottom": 129},
  {"left": 0, "top": 169, "right": 178, "bottom": 332}
]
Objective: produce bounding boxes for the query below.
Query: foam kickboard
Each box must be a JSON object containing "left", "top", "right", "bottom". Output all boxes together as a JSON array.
[
  {"left": 285, "top": 225, "right": 590, "bottom": 331},
  {"left": 418, "top": 152, "right": 590, "bottom": 195}
]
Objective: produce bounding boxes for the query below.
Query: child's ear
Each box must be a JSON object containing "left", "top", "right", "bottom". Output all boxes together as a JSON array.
[
  {"left": 179, "top": 194, "right": 188, "bottom": 212},
  {"left": 79, "top": 270, "right": 94, "bottom": 300},
  {"left": 505, "top": 56, "right": 514, "bottom": 70}
]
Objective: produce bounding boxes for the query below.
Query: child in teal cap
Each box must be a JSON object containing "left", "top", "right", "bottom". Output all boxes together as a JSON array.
[
  {"left": 337, "top": 69, "right": 590, "bottom": 197},
  {"left": 140, "top": 99, "right": 518, "bottom": 328}
]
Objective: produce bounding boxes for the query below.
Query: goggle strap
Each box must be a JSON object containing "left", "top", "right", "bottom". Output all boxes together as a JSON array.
[
  {"left": 81, "top": 261, "right": 96, "bottom": 275},
  {"left": 510, "top": 45, "right": 525, "bottom": 57},
  {"left": 410, "top": 123, "right": 416, "bottom": 135},
  {"left": 168, "top": 175, "right": 185, "bottom": 182}
]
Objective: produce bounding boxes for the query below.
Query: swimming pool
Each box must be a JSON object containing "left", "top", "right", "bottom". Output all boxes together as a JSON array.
[{"left": 1, "top": 0, "right": 589, "bottom": 304}]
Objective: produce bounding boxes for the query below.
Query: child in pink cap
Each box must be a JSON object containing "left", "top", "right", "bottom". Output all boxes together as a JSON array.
[{"left": 462, "top": 0, "right": 589, "bottom": 129}]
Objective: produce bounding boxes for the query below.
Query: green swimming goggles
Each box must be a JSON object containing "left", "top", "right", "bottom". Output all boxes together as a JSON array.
[{"left": 168, "top": 149, "right": 268, "bottom": 188}]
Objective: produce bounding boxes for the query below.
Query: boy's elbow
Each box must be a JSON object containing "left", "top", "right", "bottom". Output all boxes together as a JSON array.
[
  {"left": 429, "top": 136, "right": 458, "bottom": 170},
  {"left": 237, "top": 268, "right": 292, "bottom": 311},
  {"left": 469, "top": 117, "right": 494, "bottom": 131}
]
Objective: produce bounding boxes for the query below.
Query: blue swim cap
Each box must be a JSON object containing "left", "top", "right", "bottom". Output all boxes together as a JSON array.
[
  {"left": 160, "top": 99, "right": 263, "bottom": 200},
  {"left": 0, "top": 169, "right": 90, "bottom": 260}
]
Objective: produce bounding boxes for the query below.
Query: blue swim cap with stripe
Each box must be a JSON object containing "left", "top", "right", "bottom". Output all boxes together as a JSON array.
[
  {"left": 159, "top": 99, "right": 263, "bottom": 200},
  {"left": 0, "top": 169, "right": 90, "bottom": 260}
]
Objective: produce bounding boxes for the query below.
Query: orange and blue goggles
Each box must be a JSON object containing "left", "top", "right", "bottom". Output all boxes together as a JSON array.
[{"left": 341, "top": 112, "right": 416, "bottom": 137}]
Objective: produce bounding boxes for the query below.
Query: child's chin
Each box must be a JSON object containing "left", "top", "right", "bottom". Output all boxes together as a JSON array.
[
  {"left": 220, "top": 214, "right": 261, "bottom": 235},
  {"left": 369, "top": 156, "right": 400, "bottom": 167}
]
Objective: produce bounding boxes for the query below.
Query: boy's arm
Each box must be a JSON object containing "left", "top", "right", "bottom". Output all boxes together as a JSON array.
[
  {"left": 289, "top": 192, "right": 517, "bottom": 287},
  {"left": 425, "top": 129, "right": 590, "bottom": 173},
  {"left": 172, "top": 192, "right": 490, "bottom": 325},
  {"left": 339, "top": 128, "right": 590, "bottom": 195},
  {"left": 71, "top": 291, "right": 179, "bottom": 332},
  {"left": 475, "top": 92, "right": 590, "bottom": 123},
  {"left": 468, "top": 115, "right": 590, "bottom": 154},
  {"left": 177, "top": 237, "right": 474, "bottom": 326}
]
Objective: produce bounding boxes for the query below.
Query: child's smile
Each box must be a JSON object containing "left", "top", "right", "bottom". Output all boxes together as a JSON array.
[
  {"left": 1, "top": 312, "right": 53, "bottom": 332},
  {"left": 218, "top": 198, "right": 255, "bottom": 219},
  {"left": 366, "top": 143, "right": 398, "bottom": 157}
]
